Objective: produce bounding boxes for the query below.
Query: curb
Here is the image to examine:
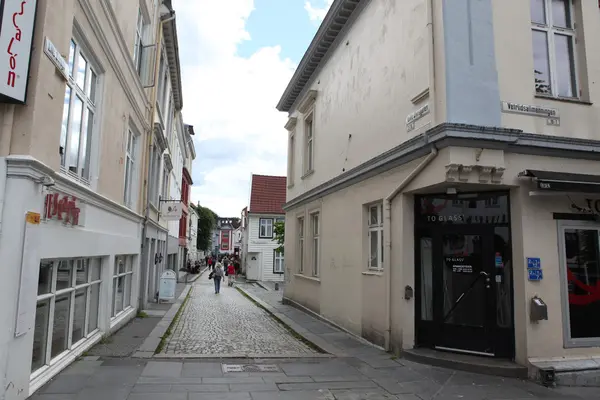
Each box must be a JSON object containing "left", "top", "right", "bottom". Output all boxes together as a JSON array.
[
  {"left": 236, "top": 286, "right": 342, "bottom": 357},
  {"left": 133, "top": 269, "right": 205, "bottom": 358}
]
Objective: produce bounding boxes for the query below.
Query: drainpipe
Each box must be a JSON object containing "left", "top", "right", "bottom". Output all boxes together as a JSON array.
[
  {"left": 426, "top": 0, "right": 437, "bottom": 125},
  {"left": 0, "top": 104, "right": 15, "bottom": 236},
  {"left": 383, "top": 146, "right": 438, "bottom": 352}
]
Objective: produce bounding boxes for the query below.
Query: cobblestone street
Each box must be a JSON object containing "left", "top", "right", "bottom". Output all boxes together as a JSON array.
[{"left": 159, "top": 279, "right": 318, "bottom": 357}]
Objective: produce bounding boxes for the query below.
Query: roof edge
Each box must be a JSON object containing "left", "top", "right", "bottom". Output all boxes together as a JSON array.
[
  {"left": 276, "top": 0, "right": 364, "bottom": 113},
  {"left": 163, "top": 14, "right": 184, "bottom": 111}
]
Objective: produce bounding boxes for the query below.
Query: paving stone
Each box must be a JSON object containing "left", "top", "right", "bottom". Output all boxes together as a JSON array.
[
  {"left": 278, "top": 381, "right": 379, "bottom": 391},
  {"left": 280, "top": 361, "right": 361, "bottom": 377},
  {"left": 138, "top": 376, "right": 202, "bottom": 385},
  {"left": 131, "top": 384, "right": 173, "bottom": 393},
  {"left": 30, "top": 395, "right": 77, "bottom": 400},
  {"left": 75, "top": 387, "right": 130, "bottom": 400},
  {"left": 311, "top": 376, "right": 372, "bottom": 382},
  {"left": 182, "top": 362, "right": 224, "bottom": 377},
  {"left": 61, "top": 361, "right": 103, "bottom": 375},
  {"left": 85, "top": 366, "right": 142, "bottom": 388},
  {"left": 229, "top": 383, "right": 279, "bottom": 392},
  {"left": 251, "top": 391, "right": 335, "bottom": 400},
  {"left": 41, "top": 375, "right": 90, "bottom": 394},
  {"left": 261, "top": 376, "right": 314, "bottom": 384},
  {"left": 142, "top": 361, "right": 183, "bottom": 377},
  {"left": 330, "top": 390, "right": 402, "bottom": 400},
  {"left": 188, "top": 394, "right": 252, "bottom": 400},
  {"left": 203, "top": 377, "right": 265, "bottom": 384},
  {"left": 159, "top": 280, "right": 317, "bottom": 357},
  {"left": 127, "top": 393, "right": 187, "bottom": 400},
  {"left": 171, "top": 384, "right": 229, "bottom": 392}
]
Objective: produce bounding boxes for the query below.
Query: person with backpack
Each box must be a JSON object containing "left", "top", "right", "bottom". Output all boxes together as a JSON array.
[{"left": 210, "top": 261, "right": 224, "bottom": 294}]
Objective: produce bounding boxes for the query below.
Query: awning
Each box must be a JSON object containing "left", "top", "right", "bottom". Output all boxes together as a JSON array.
[{"left": 519, "top": 170, "right": 600, "bottom": 193}]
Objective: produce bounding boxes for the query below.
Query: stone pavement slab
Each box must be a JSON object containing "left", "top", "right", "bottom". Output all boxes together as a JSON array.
[{"left": 158, "top": 278, "right": 318, "bottom": 357}]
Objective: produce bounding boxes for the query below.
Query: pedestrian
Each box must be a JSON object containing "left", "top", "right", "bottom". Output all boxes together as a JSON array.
[
  {"left": 227, "top": 262, "right": 236, "bottom": 287},
  {"left": 212, "top": 261, "right": 224, "bottom": 294},
  {"left": 207, "top": 257, "right": 213, "bottom": 270}
]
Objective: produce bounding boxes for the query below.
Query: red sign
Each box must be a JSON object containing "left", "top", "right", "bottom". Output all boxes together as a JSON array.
[
  {"left": 44, "top": 193, "right": 81, "bottom": 226},
  {"left": 220, "top": 230, "right": 230, "bottom": 251}
]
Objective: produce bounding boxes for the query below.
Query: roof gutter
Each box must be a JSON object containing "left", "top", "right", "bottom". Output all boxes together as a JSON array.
[{"left": 162, "top": 10, "right": 184, "bottom": 110}]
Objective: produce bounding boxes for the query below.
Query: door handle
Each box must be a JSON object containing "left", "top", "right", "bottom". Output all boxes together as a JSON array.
[{"left": 480, "top": 271, "right": 489, "bottom": 277}]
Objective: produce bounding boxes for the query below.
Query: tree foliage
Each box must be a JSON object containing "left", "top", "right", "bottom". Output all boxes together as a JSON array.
[
  {"left": 194, "top": 205, "right": 218, "bottom": 252},
  {"left": 273, "top": 220, "right": 285, "bottom": 254}
]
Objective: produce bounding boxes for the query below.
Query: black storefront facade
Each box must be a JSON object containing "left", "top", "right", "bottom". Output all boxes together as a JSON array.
[{"left": 413, "top": 191, "right": 515, "bottom": 359}]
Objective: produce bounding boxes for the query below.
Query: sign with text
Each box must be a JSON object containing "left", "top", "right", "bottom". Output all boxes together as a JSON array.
[
  {"left": 160, "top": 201, "right": 183, "bottom": 221},
  {"left": 406, "top": 103, "right": 430, "bottom": 132},
  {"left": 445, "top": 256, "right": 477, "bottom": 274},
  {"left": 158, "top": 270, "right": 176, "bottom": 301},
  {"left": 220, "top": 230, "right": 230, "bottom": 251},
  {"left": 44, "top": 192, "right": 81, "bottom": 226},
  {"left": 43, "top": 37, "right": 68, "bottom": 80},
  {"left": 0, "top": 0, "right": 38, "bottom": 103},
  {"left": 501, "top": 101, "right": 559, "bottom": 126}
]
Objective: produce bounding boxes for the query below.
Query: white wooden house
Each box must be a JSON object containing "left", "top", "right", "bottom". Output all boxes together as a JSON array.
[{"left": 243, "top": 174, "right": 286, "bottom": 282}]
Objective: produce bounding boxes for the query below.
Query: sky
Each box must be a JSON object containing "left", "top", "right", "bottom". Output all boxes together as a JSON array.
[{"left": 173, "top": 0, "right": 334, "bottom": 217}]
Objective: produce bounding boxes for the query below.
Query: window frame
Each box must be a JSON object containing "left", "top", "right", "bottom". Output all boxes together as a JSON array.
[
  {"left": 60, "top": 37, "right": 99, "bottom": 186},
  {"left": 32, "top": 258, "right": 102, "bottom": 375},
  {"left": 311, "top": 212, "right": 320, "bottom": 277},
  {"left": 297, "top": 217, "right": 304, "bottom": 274},
  {"left": 132, "top": 8, "right": 148, "bottom": 75},
  {"left": 303, "top": 111, "right": 314, "bottom": 176},
  {"left": 288, "top": 130, "right": 295, "bottom": 186},
  {"left": 530, "top": 0, "right": 579, "bottom": 99},
  {"left": 273, "top": 250, "right": 285, "bottom": 274},
  {"left": 150, "top": 145, "right": 161, "bottom": 207},
  {"left": 259, "top": 218, "right": 274, "bottom": 239},
  {"left": 112, "top": 255, "right": 135, "bottom": 318},
  {"left": 161, "top": 167, "right": 169, "bottom": 201},
  {"left": 367, "top": 203, "right": 384, "bottom": 271},
  {"left": 123, "top": 129, "right": 137, "bottom": 208}
]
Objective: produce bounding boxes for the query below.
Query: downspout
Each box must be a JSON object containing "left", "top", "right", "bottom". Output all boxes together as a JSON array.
[
  {"left": 426, "top": 0, "right": 437, "bottom": 124},
  {"left": 383, "top": 146, "right": 438, "bottom": 352},
  {"left": 0, "top": 104, "right": 15, "bottom": 236}
]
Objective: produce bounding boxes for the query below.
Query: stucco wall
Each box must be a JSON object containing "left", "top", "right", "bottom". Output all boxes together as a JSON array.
[{"left": 286, "top": 0, "right": 431, "bottom": 201}]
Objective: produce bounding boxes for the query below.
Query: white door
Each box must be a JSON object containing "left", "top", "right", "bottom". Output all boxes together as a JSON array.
[{"left": 246, "top": 252, "right": 261, "bottom": 281}]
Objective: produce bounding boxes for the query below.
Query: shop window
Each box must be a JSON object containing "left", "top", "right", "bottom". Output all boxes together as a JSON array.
[
  {"left": 561, "top": 225, "right": 600, "bottom": 342},
  {"left": 367, "top": 203, "right": 384, "bottom": 271},
  {"left": 112, "top": 255, "right": 135, "bottom": 318},
  {"left": 420, "top": 237, "right": 433, "bottom": 321},
  {"left": 32, "top": 258, "right": 102, "bottom": 373}
]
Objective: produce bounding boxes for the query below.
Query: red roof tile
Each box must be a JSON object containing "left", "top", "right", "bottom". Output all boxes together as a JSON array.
[{"left": 249, "top": 174, "right": 287, "bottom": 215}]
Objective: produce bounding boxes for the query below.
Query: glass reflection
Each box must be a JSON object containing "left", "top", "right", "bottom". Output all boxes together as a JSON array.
[
  {"left": 532, "top": 30, "right": 551, "bottom": 95},
  {"left": 76, "top": 53, "right": 87, "bottom": 90},
  {"left": 554, "top": 34, "right": 576, "bottom": 97},
  {"left": 60, "top": 88, "right": 71, "bottom": 167},
  {"left": 68, "top": 97, "right": 83, "bottom": 174},
  {"left": 51, "top": 293, "right": 71, "bottom": 358}
]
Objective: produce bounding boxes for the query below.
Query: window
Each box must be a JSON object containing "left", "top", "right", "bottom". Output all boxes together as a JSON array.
[
  {"left": 311, "top": 213, "right": 320, "bottom": 276},
  {"left": 298, "top": 217, "right": 304, "bottom": 273},
  {"left": 288, "top": 132, "right": 295, "bottom": 185},
  {"left": 368, "top": 203, "right": 384, "bottom": 271},
  {"left": 259, "top": 218, "right": 274, "bottom": 238},
  {"left": 304, "top": 114, "right": 314, "bottom": 174},
  {"left": 123, "top": 129, "right": 137, "bottom": 208},
  {"left": 274, "top": 250, "right": 284, "bottom": 274},
  {"left": 531, "top": 0, "right": 578, "bottom": 98},
  {"left": 161, "top": 168, "right": 169, "bottom": 201},
  {"left": 32, "top": 258, "right": 102, "bottom": 373},
  {"left": 132, "top": 8, "right": 147, "bottom": 75},
  {"left": 60, "top": 38, "right": 98, "bottom": 184},
  {"left": 150, "top": 145, "right": 161, "bottom": 206},
  {"left": 112, "top": 255, "right": 134, "bottom": 317}
]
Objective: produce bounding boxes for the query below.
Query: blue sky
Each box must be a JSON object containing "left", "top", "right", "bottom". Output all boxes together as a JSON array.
[{"left": 173, "top": 0, "right": 333, "bottom": 217}]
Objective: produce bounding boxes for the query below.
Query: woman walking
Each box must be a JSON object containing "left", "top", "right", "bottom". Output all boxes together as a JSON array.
[
  {"left": 227, "top": 262, "right": 236, "bottom": 287},
  {"left": 213, "top": 261, "right": 224, "bottom": 294}
]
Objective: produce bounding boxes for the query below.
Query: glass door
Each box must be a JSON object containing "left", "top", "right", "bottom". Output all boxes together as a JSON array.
[{"left": 433, "top": 226, "right": 496, "bottom": 356}]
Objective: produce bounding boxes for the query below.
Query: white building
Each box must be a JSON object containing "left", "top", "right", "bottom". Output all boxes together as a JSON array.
[
  {"left": 244, "top": 175, "right": 286, "bottom": 282},
  {"left": 0, "top": 0, "right": 171, "bottom": 398},
  {"left": 276, "top": 0, "right": 600, "bottom": 377}
]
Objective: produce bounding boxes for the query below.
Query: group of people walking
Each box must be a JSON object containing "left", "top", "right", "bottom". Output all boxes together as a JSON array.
[{"left": 207, "top": 254, "right": 239, "bottom": 294}]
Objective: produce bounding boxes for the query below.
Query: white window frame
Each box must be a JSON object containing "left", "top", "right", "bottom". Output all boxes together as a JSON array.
[
  {"left": 112, "top": 255, "right": 135, "bottom": 318},
  {"left": 132, "top": 8, "right": 148, "bottom": 75},
  {"left": 273, "top": 250, "right": 284, "bottom": 274},
  {"left": 368, "top": 203, "right": 384, "bottom": 271},
  {"left": 60, "top": 37, "right": 99, "bottom": 186},
  {"left": 123, "top": 129, "right": 137, "bottom": 208},
  {"left": 161, "top": 167, "right": 169, "bottom": 201},
  {"left": 311, "top": 212, "right": 320, "bottom": 277},
  {"left": 259, "top": 218, "right": 274, "bottom": 239},
  {"left": 32, "top": 258, "right": 102, "bottom": 375},
  {"left": 288, "top": 131, "right": 295, "bottom": 186},
  {"left": 150, "top": 145, "right": 161, "bottom": 207},
  {"left": 298, "top": 217, "right": 304, "bottom": 274},
  {"left": 530, "top": 0, "right": 579, "bottom": 98},
  {"left": 557, "top": 220, "right": 600, "bottom": 348},
  {"left": 303, "top": 112, "right": 314, "bottom": 175}
]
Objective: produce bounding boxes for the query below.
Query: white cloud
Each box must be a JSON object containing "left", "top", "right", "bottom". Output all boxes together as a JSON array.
[
  {"left": 173, "top": 0, "right": 295, "bottom": 217},
  {"left": 304, "top": 0, "right": 334, "bottom": 23}
]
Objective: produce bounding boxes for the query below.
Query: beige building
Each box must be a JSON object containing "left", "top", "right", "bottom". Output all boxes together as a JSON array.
[
  {"left": 277, "top": 0, "right": 600, "bottom": 379},
  {"left": 0, "top": 0, "right": 183, "bottom": 398}
]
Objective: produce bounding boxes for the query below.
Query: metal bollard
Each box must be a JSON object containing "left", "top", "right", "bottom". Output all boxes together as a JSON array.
[{"left": 274, "top": 283, "right": 279, "bottom": 291}]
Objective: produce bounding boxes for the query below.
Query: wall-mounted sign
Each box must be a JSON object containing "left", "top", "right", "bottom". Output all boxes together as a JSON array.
[
  {"left": 0, "top": 0, "right": 38, "bottom": 104},
  {"left": 501, "top": 101, "right": 559, "bottom": 126},
  {"left": 160, "top": 201, "right": 183, "bottom": 221},
  {"left": 406, "top": 104, "right": 430, "bottom": 132},
  {"left": 43, "top": 37, "right": 68, "bottom": 80},
  {"left": 445, "top": 256, "right": 476, "bottom": 274},
  {"left": 44, "top": 192, "right": 81, "bottom": 226},
  {"left": 527, "top": 257, "right": 542, "bottom": 281},
  {"left": 220, "top": 230, "right": 230, "bottom": 251}
]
